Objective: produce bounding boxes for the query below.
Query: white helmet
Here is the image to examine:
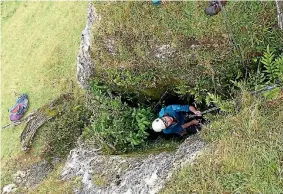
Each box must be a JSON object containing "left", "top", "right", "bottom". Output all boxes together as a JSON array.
[{"left": 152, "top": 118, "right": 166, "bottom": 132}]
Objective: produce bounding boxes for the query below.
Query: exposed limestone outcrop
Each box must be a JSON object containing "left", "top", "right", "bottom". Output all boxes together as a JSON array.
[
  {"left": 77, "top": 2, "right": 100, "bottom": 89},
  {"left": 2, "top": 184, "right": 17, "bottom": 194},
  {"left": 61, "top": 135, "right": 206, "bottom": 194},
  {"left": 276, "top": 0, "right": 283, "bottom": 30}
]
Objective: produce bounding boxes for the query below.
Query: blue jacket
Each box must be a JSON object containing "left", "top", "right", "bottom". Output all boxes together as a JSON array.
[{"left": 158, "top": 105, "right": 190, "bottom": 135}]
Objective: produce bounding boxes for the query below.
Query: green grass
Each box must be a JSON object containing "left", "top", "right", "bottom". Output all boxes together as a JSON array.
[
  {"left": 91, "top": 1, "right": 282, "bottom": 101},
  {"left": 1, "top": 1, "right": 88, "bottom": 160},
  {"left": 1, "top": 1, "right": 88, "bottom": 190},
  {"left": 162, "top": 92, "right": 283, "bottom": 193},
  {"left": 92, "top": 174, "right": 107, "bottom": 187}
]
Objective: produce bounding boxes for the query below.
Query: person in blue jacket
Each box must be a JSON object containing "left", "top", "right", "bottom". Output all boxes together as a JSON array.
[{"left": 152, "top": 105, "right": 201, "bottom": 136}]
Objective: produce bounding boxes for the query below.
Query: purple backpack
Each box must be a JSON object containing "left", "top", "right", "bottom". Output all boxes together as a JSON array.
[{"left": 9, "top": 94, "right": 29, "bottom": 122}]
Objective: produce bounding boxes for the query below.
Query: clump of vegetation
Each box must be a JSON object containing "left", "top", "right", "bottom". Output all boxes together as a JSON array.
[
  {"left": 36, "top": 96, "right": 92, "bottom": 160},
  {"left": 74, "top": 176, "right": 83, "bottom": 191},
  {"left": 205, "top": 46, "right": 283, "bottom": 112},
  {"left": 83, "top": 81, "right": 155, "bottom": 154},
  {"left": 260, "top": 46, "right": 283, "bottom": 84},
  {"left": 232, "top": 46, "right": 283, "bottom": 98}
]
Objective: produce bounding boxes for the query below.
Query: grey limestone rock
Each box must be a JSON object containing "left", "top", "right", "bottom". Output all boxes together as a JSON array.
[
  {"left": 61, "top": 135, "right": 206, "bottom": 194},
  {"left": 77, "top": 2, "right": 100, "bottom": 89},
  {"left": 2, "top": 184, "right": 17, "bottom": 194},
  {"left": 154, "top": 44, "right": 175, "bottom": 59}
]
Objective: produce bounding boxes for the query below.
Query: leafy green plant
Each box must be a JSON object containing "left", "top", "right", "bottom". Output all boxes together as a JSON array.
[
  {"left": 274, "top": 55, "right": 283, "bottom": 81},
  {"left": 231, "top": 68, "right": 266, "bottom": 92},
  {"left": 83, "top": 80, "right": 154, "bottom": 153},
  {"left": 260, "top": 45, "right": 282, "bottom": 83},
  {"left": 128, "top": 108, "right": 152, "bottom": 147},
  {"left": 252, "top": 46, "right": 283, "bottom": 99},
  {"left": 206, "top": 93, "right": 235, "bottom": 112},
  {"left": 174, "top": 77, "right": 210, "bottom": 103},
  {"left": 231, "top": 46, "right": 282, "bottom": 100}
]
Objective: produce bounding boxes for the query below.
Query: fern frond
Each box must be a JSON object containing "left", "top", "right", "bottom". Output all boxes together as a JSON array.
[
  {"left": 260, "top": 45, "right": 280, "bottom": 82},
  {"left": 274, "top": 55, "right": 283, "bottom": 74},
  {"left": 260, "top": 45, "right": 275, "bottom": 67}
]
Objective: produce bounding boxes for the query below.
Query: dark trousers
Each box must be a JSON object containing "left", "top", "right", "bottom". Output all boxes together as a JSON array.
[{"left": 184, "top": 113, "right": 204, "bottom": 135}]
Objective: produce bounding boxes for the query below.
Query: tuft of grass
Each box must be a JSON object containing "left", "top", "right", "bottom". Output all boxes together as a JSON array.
[
  {"left": 162, "top": 93, "right": 283, "bottom": 193},
  {"left": 73, "top": 176, "right": 83, "bottom": 192},
  {"left": 92, "top": 174, "right": 107, "bottom": 187}
]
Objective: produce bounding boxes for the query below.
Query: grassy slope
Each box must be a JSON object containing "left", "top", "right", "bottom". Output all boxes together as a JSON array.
[
  {"left": 91, "top": 1, "right": 282, "bottom": 101},
  {"left": 1, "top": 1, "right": 88, "bottom": 190},
  {"left": 162, "top": 93, "right": 283, "bottom": 193},
  {"left": 1, "top": 1, "right": 88, "bottom": 159}
]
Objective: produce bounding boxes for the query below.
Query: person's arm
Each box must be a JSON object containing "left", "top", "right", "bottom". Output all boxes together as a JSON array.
[
  {"left": 170, "top": 105, "right": 201, "bottom": 115},
  {"left": 170, "top": 105, "right": 190, "bottom": 112},
  {"left": 182, "top": 119, "right": 199, "bottom": 129},
  {"left": 189, "top": 106, "right": 201, "bottom": 116},
  {"left": 179, "top": 120, "right": 199, "bottom": 136}
]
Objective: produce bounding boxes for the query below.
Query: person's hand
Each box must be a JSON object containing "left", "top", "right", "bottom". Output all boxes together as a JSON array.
[
  {"left": 191, "top": 120, "right": 199, "bottom": 125},
  {"left": 180, "top": 129, "right": 187, "bottom": 136},
  {"left": 194, "top": 111, "right": 202, "bottom": 116}
]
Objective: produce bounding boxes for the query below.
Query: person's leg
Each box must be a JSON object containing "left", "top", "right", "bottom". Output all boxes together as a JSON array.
[{"left": 185, "top": 124, "right": 201, "bottom": 135}]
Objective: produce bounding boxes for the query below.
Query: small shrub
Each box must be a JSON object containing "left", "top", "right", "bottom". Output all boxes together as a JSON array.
[
  {"left": 83, "top": 80, "right": 155, "bottom": 154},
  {"left": 174, "top": 76, "right": 210, "bottom": 104}
]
